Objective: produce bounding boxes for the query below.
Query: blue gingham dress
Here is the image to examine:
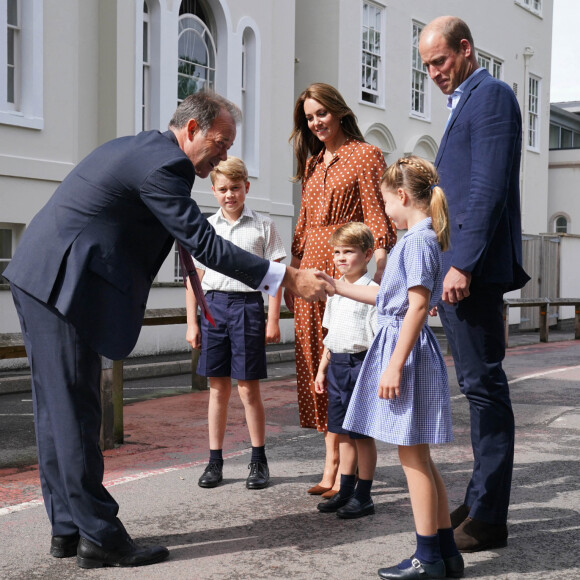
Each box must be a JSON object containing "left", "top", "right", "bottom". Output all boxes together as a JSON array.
[{"left": 343, "top": 218, "right": 453, "bottom": 445}]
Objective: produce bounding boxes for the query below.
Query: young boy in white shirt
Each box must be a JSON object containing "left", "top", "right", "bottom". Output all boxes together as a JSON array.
[
  {"left": 186, "top": 156, "right": 286, "bottom": 490},
  {"left": 314, "top": 222, "right": 378, "bottom": 518}
]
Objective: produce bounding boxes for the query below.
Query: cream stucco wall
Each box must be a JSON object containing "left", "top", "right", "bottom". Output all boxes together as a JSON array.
[{"left": 0, "top": 0, "right": 557, "bottom": 359}]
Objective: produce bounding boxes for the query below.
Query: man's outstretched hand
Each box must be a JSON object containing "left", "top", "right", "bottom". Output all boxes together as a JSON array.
[{"left": 282, "top": 267, "right": 334, "bottom": 303}]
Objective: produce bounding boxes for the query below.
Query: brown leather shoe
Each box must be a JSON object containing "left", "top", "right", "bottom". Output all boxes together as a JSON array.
[
  {"left": 307, "top": 484, "right": 332, "bottom": 495},
  {"left": 321, "top": 488, "right": 339, "bottom": 499},
  {"left": 450, "top": 503, "right": 470, "bottom": 529},
  {"left": 454, "top": 517, "right": 508, "bottom": 553}
]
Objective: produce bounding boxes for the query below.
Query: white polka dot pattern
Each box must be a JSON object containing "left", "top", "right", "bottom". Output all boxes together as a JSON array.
[{"left": 291, "top": 138, "right": 397, "bottom": 431}]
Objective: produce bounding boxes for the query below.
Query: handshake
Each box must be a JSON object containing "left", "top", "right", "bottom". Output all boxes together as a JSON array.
[{"left": 282, "top": 268, "right": 336, "bottom": 311}]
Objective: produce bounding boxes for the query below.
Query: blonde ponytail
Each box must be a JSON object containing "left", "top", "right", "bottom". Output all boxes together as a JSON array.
[{"left": 430, "top": 185, "right": 450, "bottom": 252}]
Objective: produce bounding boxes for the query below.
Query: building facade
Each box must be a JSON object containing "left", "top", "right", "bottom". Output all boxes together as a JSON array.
[{"left": 0, "top": 0, "right": 554, "bottom": 359}]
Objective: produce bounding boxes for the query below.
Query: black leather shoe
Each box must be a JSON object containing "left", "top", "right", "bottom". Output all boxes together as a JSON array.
[
  {"left": 246, "top": 461, "right": 270, "bottom": 489},
  {"left": 378, "top": 556, "right": 446, "bottom": 579},
  {"left": 454, "top": 517, "right": 508, "bottom": 553},
  {"left": 336, "top": 496, "right": 375, "bottom": 519},
  {"left": 76, "top": 537, "right": 169, "bottom": 568},
  {"left": 317, "top": 492, "right": 353, "bottom": 513},
  {"left": 450, "top": 503, "right": 470, "bottom": 529},
  {"left": 198, "top": 462, "right": 223, "bottom": 488},
  {"left": 50, "top": 533, "right": 80, "bottom": 558},
  {"left": 443, "top": 553, "right": 465, "bottom": 578}
]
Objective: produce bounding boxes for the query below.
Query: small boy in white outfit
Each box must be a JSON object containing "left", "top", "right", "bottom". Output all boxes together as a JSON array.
[{"left": 314, "top": 222, "right": 378, "bottom": 518}]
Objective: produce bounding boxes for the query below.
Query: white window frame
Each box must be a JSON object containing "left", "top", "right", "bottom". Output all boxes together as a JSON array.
[
  {"left": 477, "top": 50, "right": 503, "bottom": 80},
  {"left": 410, "top": 21, "right": 429, "bottom": 119},
  {"left": 515, "top": 0, "right": 543, "bottom": 17},
  {"left": 177, "top": 13, "right": 216, "bottom": 103},
  {"left": 0, "top": 223, "right": 23, "bottom": 283},
  {"left": 0, "top": 0, "right": 43, "bottom": 129},
  {"left": 527, "top": 74, "right": 540, "bottom": 151},
  {"left": 141, "top": 1, "right": 151, "bottom": 131},
  {"left": 240, "top": 23, "right": 260, "bottom": 177},
  {"left": 360, "top": 1, "right": 385, "bottom": 108}
]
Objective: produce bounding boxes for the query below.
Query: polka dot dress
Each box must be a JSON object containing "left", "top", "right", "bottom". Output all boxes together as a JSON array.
[{"left": 291, "top": 138, "right": 397, "bottom": 431}]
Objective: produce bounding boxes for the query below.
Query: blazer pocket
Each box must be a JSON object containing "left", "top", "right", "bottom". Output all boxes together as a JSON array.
[{"left": 88, "top": 254, "right": 131, "bottom": 294}]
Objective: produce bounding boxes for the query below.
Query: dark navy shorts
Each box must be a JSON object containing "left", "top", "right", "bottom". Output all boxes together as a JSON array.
[
  {"left": 197, "top": 291, "right": 267, "bottom": 380},
  {"left": 327, "top": 350, "right": 370, "bottom": 439}
]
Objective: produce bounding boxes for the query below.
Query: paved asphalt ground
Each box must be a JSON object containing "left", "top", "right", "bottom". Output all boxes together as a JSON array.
[{"left": 0, "top": 335, "right": 579, "bottom": 579}]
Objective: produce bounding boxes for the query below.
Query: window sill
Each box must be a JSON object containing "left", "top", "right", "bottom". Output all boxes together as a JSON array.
[
  {"left": 514, "top": 1, "right": 543, "bottom": 19},
  {"left": 358, "top": 99, "right": 385, "bottom": 111},
  {"left": 0, "top": 111, "right": 44, "bottom": 130}
]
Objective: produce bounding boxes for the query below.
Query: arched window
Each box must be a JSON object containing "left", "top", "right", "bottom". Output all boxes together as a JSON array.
[
  {"left": 555, "top": 216, "right": 568, "bottom": 234},
  {"left": 178, "top": 1, "right": 216, "bottom": 103},
  {"left": 241, "top": 26, "right": 258, "bottom": 174}
]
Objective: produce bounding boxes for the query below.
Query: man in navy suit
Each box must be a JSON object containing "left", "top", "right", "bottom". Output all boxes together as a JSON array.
[
  {"left": 4, "top": 91, "right": 332, "bottom": 568},
  {"left": 420, "top": 17, "right": 529, "bottom": 553}
]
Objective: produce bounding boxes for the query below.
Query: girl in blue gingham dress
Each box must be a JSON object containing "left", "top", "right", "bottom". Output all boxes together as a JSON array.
[{"left": 329, "top": 157, "right": 463, "bottom": 580}]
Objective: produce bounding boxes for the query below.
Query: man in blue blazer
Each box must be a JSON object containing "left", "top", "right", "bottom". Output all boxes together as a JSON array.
[
  {"left": 420, "top": 17, "right": 529, "bottom": 553},
  {"left": 4, "top": 91, "right": 331, "bottom": 568}
]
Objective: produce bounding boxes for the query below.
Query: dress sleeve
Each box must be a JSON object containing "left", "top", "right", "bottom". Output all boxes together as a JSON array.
[{"left": 357, "top": 146, "right": 397, "bottom": 252}]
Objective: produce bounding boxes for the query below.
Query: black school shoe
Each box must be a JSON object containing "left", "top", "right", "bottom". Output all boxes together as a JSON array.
[
  {"left": 246, "top": 461, "right": 270, "bottom": 489},
  {"left": 76, "top": 536, "right": 169, "bottom": 568},
  {"left": 378, "top": 556, "right": 446, "bottom": 580},
  {"left": 198, "top": 462, "right": 223, "bottom": 488},
  {"left": 317, "top": 492, "right": 353, "bottom": 513},
  {"left": 336, "top": 496, "right": 375, "bottom": 519},
  {"left": 50, "top": 533, "right": 80, "bottom": 558}
]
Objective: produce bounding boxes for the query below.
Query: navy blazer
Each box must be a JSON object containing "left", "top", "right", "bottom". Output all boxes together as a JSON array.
[
  {"left": 435, "top": 69, "right": 529, "bottom": 291},
  {"left": 5, "top": 130, "right": 269, "bottom": 359}
]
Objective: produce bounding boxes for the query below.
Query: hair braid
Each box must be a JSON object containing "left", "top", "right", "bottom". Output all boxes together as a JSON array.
[{"left": 382, "top": 155, "right": 449, "bottom": 250}]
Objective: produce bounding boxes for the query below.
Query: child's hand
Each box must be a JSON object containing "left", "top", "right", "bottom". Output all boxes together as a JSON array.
[
  {"left": 314, "top": 371, "right": 327, "bottom": 394},
  {"left": 378, "top": 365, "right": 401, "bottom": 399},
  {"left": 186, "top": 325, "right": 202, "bottom": 350},
  {"left": 429, "top": 306, "right": 438, "bottom": 317},
  {"left": 314, "top": 270, "right": 336, "bottom": 290},
  {"left": 265, "top": 320, "right": 281, "bottom": 344}
]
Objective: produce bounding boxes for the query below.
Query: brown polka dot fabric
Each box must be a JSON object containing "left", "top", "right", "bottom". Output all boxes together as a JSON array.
[{"left": 291, "top": 138, "right": 397, "bottom": 431}]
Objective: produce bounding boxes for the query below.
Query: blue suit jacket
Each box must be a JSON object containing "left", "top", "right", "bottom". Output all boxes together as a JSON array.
[
  {"left": 435, "top": 69, "right": 529, "bottom": 291},
  {"left": 5, "top": 130, "right": 269, "bottom": 359}
]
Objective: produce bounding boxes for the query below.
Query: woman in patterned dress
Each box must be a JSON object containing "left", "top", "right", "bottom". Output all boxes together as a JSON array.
[{"left": 285, "top": 83, "right": 396, "bottom": 495}]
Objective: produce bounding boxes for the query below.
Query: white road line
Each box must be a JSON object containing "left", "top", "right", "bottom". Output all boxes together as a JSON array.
[
  {"left": 509, "top": 365, "right": 580, "bottom": 384},
  {"left": 0, "top": 448, "right": 252, "bottom": 517},
  {"left": 449, "top": 365, "right": 580, "bottom": 399}
]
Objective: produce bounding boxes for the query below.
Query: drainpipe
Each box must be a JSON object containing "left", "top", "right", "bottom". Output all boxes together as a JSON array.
[{"left": 520, "top": 45, "right": 535, "bottom": 231}]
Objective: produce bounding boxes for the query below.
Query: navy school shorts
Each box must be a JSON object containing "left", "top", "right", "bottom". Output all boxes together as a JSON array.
[
  {"left": 197, "top": 291, "right": 267, "bottom": 380},
  {"left": 326, "top": 350, "right": 370, "bottom": 439}
]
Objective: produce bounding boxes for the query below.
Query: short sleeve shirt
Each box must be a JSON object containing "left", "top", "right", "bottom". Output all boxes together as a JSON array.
[
  {"left": 194, "top": 205, "right": 287, "bottom": 292},
  {"left": 322, "top": 272, "right": 378, "bottom": 353},
  {"left": 377, "top": 218, "right": 444, "bottom": 316}
]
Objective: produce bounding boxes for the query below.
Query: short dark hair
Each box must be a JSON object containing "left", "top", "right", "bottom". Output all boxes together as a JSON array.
[
  {"left": 439, "top": 17, "right": 474, "bottom": 53},
  {"left": 169, "top": 91, "right": 242, "bottom": 133}
]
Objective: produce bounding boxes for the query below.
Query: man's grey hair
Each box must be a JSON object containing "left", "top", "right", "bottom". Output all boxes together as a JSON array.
[{"left": 168, "top": 91, "right": 242, "bottom": 133}]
